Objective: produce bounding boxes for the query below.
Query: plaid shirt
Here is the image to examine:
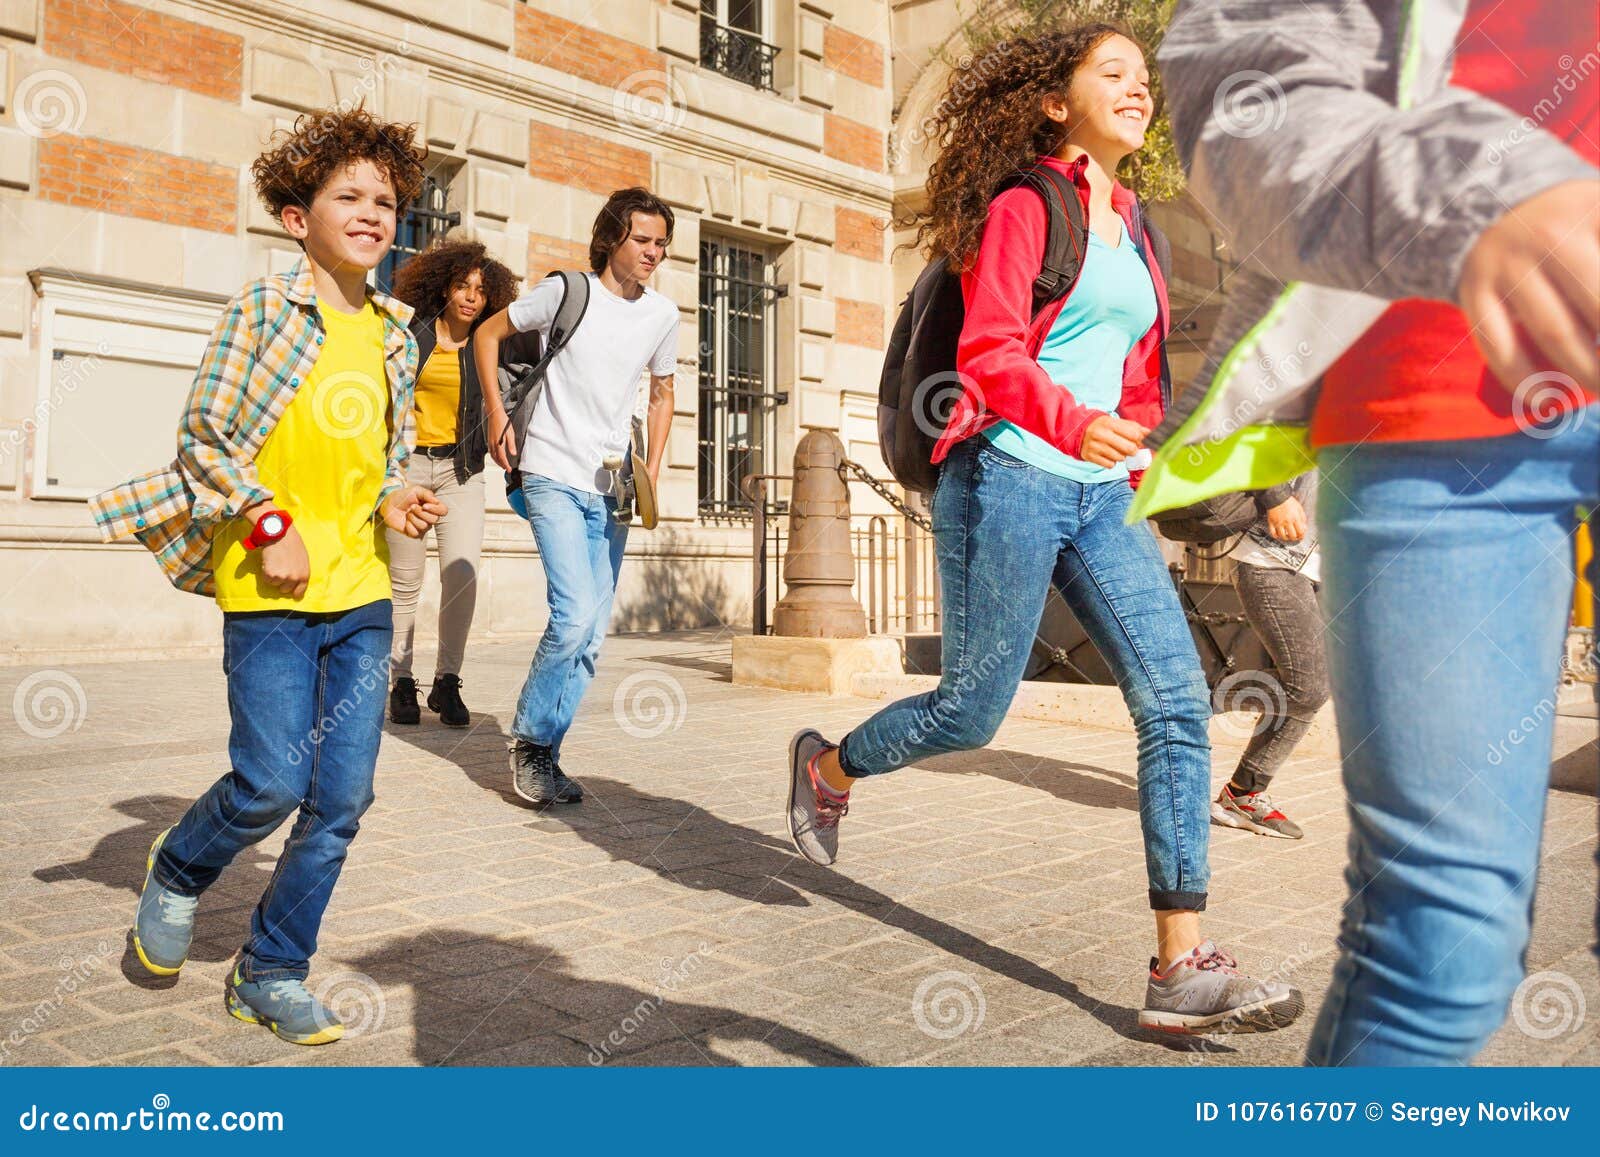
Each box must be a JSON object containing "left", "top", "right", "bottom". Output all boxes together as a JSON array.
[{"left": 90, "top": 259, "right": 418, "bottom": 597}]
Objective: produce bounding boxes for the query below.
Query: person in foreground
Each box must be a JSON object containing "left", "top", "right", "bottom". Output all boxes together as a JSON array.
[
  {"left": 1151, "top": 0, "right": 1598, "bottom": 1063},
  {"left": 90, "top": 107, "right": 440, "bottom": 1045},
  {"left": 786, "top": 24, "right": 1302, "bottom": 1036}
]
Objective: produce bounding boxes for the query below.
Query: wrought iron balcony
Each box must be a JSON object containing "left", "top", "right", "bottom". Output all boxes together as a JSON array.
[{"left": 699, "top": 21, "right": 779, "bottom": 92}]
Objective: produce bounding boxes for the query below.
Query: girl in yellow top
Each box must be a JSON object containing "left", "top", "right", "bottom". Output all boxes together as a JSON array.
[{"left": 386, "top": 239, "right": 533, "bottom": 727}]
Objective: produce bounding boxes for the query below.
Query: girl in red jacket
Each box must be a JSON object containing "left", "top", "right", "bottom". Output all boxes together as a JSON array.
[{"left": 783, "top": 23, "right": 1299, "bottom": 1035}]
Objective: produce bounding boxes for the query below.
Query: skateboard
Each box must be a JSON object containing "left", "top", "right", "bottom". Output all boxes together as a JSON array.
[{"left": 606, "top": 418, "right": 657, "bottom": 530}]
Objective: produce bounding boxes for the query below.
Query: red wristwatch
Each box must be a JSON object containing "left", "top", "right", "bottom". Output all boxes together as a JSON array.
[{"left": 242, "top": 508, "right": 293, "bottom": 551}]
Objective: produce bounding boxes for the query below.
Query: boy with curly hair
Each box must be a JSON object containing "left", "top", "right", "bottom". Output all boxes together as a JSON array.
[{"left": 91, "top": 107, "right": 443, "bottom": 1045}]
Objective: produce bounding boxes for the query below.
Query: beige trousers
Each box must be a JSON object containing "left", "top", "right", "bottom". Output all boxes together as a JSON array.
[{"left": 385, "top": 454, "right": 486, "bottom": 681}]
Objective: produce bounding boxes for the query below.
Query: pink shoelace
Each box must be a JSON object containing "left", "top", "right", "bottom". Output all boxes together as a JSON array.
[
  {"left": 1191, "top": 945, "right": 1241, "bottom": 975},
  {"left": 807, "top": 754, "right": 850, "bottom": 830}
]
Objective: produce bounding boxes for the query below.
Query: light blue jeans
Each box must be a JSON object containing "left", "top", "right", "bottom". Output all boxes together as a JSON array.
[
  {"left": 1308, "top": 406, "right": 1599, "bottom": 1065},
  {"left": 840, "top": 437, "right": 1214, "bottom": 910},
  {"left": 510, "top": 474, "right": 628, "bottom": 756}
]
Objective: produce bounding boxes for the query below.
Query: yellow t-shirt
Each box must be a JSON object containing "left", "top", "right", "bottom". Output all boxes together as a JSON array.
[
  {"left": 212, "top": 301, "right": 394, "bottom": 613},
  {"left": 412, "top": 345, "right": 461, "bottom": 446}
]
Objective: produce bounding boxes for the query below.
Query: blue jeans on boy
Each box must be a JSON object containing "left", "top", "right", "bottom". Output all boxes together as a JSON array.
[
  {"left": 511, "top": 474, "right": 628, "bottom": 755},
  {"left": 839, "top": 437, "right": 1213, "bottom": 910},
  {"left": 155, "top": 599, "right": 392, "bottom": 982},
  {"left": 1307, "top": 406, "right": 1599, "bottom": 1066}
]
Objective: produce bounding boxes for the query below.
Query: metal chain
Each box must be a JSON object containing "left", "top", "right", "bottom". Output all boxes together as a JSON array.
[{"left": 837, "top": 459, "right": 932, "bottom": 531}]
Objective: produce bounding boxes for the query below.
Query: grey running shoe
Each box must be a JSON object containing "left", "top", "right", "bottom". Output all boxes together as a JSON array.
[
  {"left": 552, "top": 757, "right": 584, "bottom": 802},
  {"left": 1211, "top": 785, "right": 1304, "bottom": 840},
  {"left": 786, "top": 729, "right": 847, "bottom": 867},
  {"left": 1139, "top": 941, "right": 1304, "bottom": 1034},
  {"left": 509, "top": 740, "right": 577, "bottom": 805},
  {"left": 132, "top": 827, "right": 197, "bottom": 976},
  {"left": 226, "top": 966, "right": 344, "bottom": 1046}
]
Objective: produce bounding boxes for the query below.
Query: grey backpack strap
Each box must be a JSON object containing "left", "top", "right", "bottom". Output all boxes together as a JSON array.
[{"left": 503, "top": 270, "right": 592, "bottom": 467}]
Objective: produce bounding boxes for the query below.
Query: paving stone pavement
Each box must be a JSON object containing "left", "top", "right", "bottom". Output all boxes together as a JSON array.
[{"left": 2, "top": 630, "right": 1595, "bottom": 1067}]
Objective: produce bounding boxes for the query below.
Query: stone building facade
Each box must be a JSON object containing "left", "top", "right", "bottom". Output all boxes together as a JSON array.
[
  {"left": 0, "top": 0, "right": 906, "bottom": 662},
  {"left": 0, "top": 0, "right": 1232, "bottom": 663}
]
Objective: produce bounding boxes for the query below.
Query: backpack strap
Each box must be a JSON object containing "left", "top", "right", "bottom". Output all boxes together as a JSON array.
[
  {"left": 997, "top": 165, "right": 1086, "bottom": 312},
  {"left": 543, "top": 269, "right": 590, "bottom": 363}
]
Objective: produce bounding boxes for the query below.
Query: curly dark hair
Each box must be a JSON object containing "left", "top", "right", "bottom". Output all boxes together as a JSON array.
[
  {"left": 390, "top": 238, "right": 519, "bottom": 327},
  {"left": 907, "top": 23, "right": 1147, "bottom": 266},
  {"left": 251, "top": 105, "right": 428, "bottom": 222},
  {"left": 589, "top": 187, "right": 675, "bottom": 273}
]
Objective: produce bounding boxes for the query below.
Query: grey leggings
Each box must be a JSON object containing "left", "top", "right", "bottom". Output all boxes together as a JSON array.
[
  {"left": 385, "top": 454, "right": 486, "bottom": 681},
  {"left": 1230, "top": 561, "right": 1330, "bottom": 793}
]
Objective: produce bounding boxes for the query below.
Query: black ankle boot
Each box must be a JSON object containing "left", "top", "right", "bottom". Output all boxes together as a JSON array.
[
  {"left": 389, "top": 677, "right": 420, "bottom": 725},
  {"left": 427, "top": 674, "right": 470, "bottom": 727}
]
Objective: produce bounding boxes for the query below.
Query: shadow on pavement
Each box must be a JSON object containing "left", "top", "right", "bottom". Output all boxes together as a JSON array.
[{"left": 344, "top": 930, "right": 864, "bottom": 1066}]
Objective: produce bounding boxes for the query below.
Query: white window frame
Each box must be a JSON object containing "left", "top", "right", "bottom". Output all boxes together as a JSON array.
[{"left": 27, "top": 271, "right": 228, "bottom": 501}]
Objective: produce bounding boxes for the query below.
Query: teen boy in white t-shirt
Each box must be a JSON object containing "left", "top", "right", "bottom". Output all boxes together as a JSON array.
[{"left": 475, "top": 188, "right": 680, "bottom": 805}]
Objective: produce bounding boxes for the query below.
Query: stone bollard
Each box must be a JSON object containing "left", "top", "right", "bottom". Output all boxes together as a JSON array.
[{"left": 772, "top": 430, "right": 867, "bottom": 638}]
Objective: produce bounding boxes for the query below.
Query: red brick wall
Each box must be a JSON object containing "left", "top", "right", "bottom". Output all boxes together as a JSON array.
[
  {"left": 836, "top": 298, "right": 885, "bottom": 350},
  {"left": 43, "top": 0, "right": 242, "bottom": 103},
  {"left": 527, "top": 232, "right": 591, "bottom": 282},
  {"left": 823, "top": 25, "right": 885, "bottom": 88},
  {"left": 38, "top": 134, "right": 236, "bottom": 234},
  {"left": 529, "top": 121, "right": 651, "bottom": 196},
  {"left": 835, "top": 207, "right": 887, "bottom": 262},
  {"left": 515, "top": 5, "right": 665, "bottom": 90},
  {"left": 823, "top": 113, "right": 884, "bottom": 173}
]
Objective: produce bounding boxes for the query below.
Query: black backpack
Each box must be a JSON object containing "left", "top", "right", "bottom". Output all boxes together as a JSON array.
[
  {"left": 1148, "top": 493, "right": 1262, "bottom": 544},
  {"left": 877, "top": 165, "right": 1087, "bottom": 495}
]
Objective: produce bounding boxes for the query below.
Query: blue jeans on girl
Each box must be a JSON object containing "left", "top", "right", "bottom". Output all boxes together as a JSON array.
[{"left": 839, "top": 437, "right": 1214, "bottom": 910}]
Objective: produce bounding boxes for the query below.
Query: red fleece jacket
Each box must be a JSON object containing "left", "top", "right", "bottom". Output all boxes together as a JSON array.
[{"left": 933, "top": 154, "right": 1171, "bottom": 479}]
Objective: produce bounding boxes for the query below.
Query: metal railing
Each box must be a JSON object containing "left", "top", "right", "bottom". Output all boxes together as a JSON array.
[
  {"left": 700, "top": 21, "right": 780, "bottom": 91},
  {"left": 698, "top": 240, "right": 786, "bottom": 518},
  {"left": 744, "top": 461, "right": 941, "bottom": 639}
]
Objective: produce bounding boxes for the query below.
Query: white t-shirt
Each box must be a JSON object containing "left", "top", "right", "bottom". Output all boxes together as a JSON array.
[{"left": 506, "top": 273, "right": 680, "bottom": 494}]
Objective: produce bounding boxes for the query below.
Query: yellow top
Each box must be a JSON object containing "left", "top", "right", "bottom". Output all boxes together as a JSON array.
[
  {"left": 211, "top": 301, "right": 393, "bottom": 613},
  {"left": 412, "top": 345, "right": 461, "bottom": 447}
]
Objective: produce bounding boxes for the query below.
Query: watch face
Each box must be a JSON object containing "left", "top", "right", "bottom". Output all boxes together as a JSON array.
[{"left": 260, "top": 514, "right": 285, "bottom": 538}]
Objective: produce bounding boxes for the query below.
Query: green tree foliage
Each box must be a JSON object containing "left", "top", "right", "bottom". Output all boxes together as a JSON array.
[{"left": 951, "top": 0, "right": 1184, "bottom": 201}]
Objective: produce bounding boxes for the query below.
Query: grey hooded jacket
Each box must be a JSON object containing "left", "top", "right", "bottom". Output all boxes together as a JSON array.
[{"left": 1130, "top": 0, "right": 1598, "bottom": 519}]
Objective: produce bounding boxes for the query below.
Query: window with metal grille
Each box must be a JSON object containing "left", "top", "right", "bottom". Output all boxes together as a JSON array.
[
  {"left": 698, "top": 237, "right": 786, "bottom": 518},
  {"left": 700, "top": 0, "right": 778, "bottom": 91},
  {"left": 376, "top": 174, "right": 461, "bottom": 294}
]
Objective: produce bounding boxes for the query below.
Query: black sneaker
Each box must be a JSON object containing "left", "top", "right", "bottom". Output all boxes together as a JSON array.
[
  {"left": 389, "top": 677, "right": 420, "bottom": 725},
  {"left": 509, "top": 740, "right": 578, "bottom": 805},
  {"left": 552, "top": 757, "right": 584, "bottom": 802},
  {"left": 427, "top": 674, "right": 470, "bottom": 727}
]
